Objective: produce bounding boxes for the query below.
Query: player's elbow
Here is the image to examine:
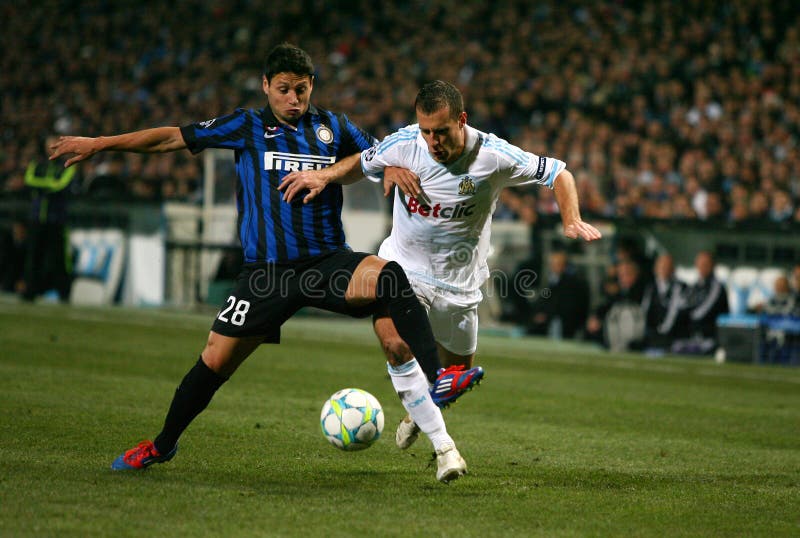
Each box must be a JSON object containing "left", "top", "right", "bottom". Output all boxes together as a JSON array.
[
  {"left": 555, "top": 169, "right": 575, "bottom": 186},
  {"left": 153, "top": 127, "right": 187, "bottom": 153}
]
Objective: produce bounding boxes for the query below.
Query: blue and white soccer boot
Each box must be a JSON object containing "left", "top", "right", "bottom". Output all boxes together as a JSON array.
[
  {"left": 397, "top": 365, "right": 484, "bottom": 450},
  {"left": 430, "top": 364, "right": 484, "bottom": 408}
]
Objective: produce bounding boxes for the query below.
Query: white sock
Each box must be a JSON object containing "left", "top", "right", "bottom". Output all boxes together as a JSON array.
[{"left": 388, "top": 359, "right": 453, "bottom": 450}]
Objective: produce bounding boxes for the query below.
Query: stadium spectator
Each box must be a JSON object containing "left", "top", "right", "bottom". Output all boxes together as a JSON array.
[
  {"left": 526, "top": 249, "right": 591, "bottom": 339},
  {"left": 753, "top": 274, "right": 799, "bottom": 316},
  {"left": 48, "top": 44, "right": 483, "bottom": 483},
  {"left": 702, "top": 192, "right": 726, "bottom": 222},
  {"left": 585, "top": 259, "right": 647, "bottom": 351},
  {"left": 683, "top": 250, "right": 729, "bottom": 347},
  {"left": 748, "top": 191, "right": 771, "bottom": 220},
  {"left": 670, "top": 194, "right": 697, "bottom": 220},
  {"left": 769, "top": 190, "right": 795, "bottom": 222},
  {"left": 280, "top": 80, "right": 601, "bottom": 451},
  {"left": 641, "top": 253, "right": 688, "bottom": 349}
]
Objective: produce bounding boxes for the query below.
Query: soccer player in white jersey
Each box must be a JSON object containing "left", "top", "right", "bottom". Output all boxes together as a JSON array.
[{"left": 280, "top": 80, "right": 601, "bottom": 456}]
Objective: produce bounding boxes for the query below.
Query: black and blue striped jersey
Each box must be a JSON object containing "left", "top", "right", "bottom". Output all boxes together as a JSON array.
[{"left": 180, "top": 104, "right": 375, "bottom": 263}]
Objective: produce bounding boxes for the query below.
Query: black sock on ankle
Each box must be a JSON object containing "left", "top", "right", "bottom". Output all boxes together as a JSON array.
[
  {"left": 153, "top": 356, "right": 228, "bottom": 454},
  {"left": 375, "top": 261, "right": 442, "bottom": 383}
]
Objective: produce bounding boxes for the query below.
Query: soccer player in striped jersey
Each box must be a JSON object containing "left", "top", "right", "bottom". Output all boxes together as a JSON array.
[
  {"left": 49, "top": 45, "right": 481, "bottom": 483},
  {"left": 281, "top": 80, "right": 601, "bottom": 452}
]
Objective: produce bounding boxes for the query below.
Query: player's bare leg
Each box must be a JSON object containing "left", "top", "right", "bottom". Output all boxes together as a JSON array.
[
  {"left": 201, "top": 332, "right": 264, "bottom": 377},
  {"left": 344, "top": 255, "right": 384, "bottom": 305},
  {"left": 437, "top": 342, "right": 475, "bottom": 369},
  {"left": 374, "top": 315, "right": 414, "bottom": 368}
]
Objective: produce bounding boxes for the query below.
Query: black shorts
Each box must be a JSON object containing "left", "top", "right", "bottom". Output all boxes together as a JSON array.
[{"left": 210, "top": 249, "right": 375, "bottom": 343}]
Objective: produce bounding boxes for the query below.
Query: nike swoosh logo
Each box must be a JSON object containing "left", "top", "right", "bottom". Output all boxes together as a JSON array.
[{"left": 264, "top": 132, "right": 284, "bottom": 139}]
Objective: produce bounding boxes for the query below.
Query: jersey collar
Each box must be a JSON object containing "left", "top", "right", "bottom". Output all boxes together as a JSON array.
[
  {"left": 447, "top": 124, "right": 480, "bottom": 171},
  {"left": 463, "top": 124, "right": 479, "bottom": 154}
]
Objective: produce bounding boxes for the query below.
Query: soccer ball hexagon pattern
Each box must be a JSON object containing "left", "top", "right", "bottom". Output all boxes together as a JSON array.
[{"left": 320, "top": 388, "right": 384, "bottom": 451}]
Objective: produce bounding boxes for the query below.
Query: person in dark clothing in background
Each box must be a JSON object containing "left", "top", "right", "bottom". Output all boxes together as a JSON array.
[
  {"left": 642, "top": 253, "right": 688, "bottom": 349},
  {"left": 22, "top": 136, "right": 78, "bottom": 302},
  {"left": 585, "top": 259, "right": 647, "bottom": 351},
  {"left": 684, "top": 250, "right": 729, "bottom": 342},
  {"left": 0, "top": 220, "right": 28, "bottom": 293},
  {"left": 526, "top": 249, "right": 590, "bottom": 339}
]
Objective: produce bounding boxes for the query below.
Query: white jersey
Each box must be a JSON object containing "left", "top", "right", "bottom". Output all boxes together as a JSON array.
[{"left": 361, "top": 124, "right": 565, "bottom": 292}]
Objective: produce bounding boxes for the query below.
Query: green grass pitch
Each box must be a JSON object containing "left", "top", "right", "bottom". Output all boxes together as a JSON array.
[{"left": 1, "top": 301, "right": 799, "bottom": 537}]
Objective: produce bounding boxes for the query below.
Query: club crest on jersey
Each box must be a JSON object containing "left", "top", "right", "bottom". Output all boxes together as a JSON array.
[
  {"left": 458, "top": 176, "right": 476, "bottom": 196},
  {"left": 315, "top": 125, "right": 334, "bottom": 144}
]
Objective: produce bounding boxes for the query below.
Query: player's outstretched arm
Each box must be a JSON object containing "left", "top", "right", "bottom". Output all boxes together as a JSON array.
[
  {"left": 553, "top": 169, "right": 603, "bottom": 242},
  {"left": 279, "top": 153, "right": 363, "bottom": 204},
  {"left": 49, "top": 127, "right": 187, "bottom": 167}
]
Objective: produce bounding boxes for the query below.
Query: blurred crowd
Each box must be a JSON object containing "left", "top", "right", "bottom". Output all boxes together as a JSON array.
[
  {"left": 2, "top": 0, "right": 799, "bottom": 224},
  {"left": 506, "top": 245, "right": 800, "bottom": 354}
]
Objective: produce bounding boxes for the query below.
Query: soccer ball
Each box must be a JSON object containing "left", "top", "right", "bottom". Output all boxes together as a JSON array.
[{"left": 320, "top": 388, "right": 384, "bottom": 451}]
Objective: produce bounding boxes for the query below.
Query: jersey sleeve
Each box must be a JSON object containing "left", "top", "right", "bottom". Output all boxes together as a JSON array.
[
  {"left": 335, "top": 113, "right": 377, "bottom": 158},
  {"left": 179, "top": 109, "right": 251, "bottom": 154},
  {"left": 360, "top": 125, "right": 418, "bottom": 183},
  {"left": 483, "top": 133, "right": 566, "bottom": 189}
]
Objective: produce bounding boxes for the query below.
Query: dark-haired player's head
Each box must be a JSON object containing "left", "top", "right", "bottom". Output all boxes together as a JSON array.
[
  {"left": 262, "top": 43, "right": 315, "bottom": 126},
  {"left": 414, "top": 81, "right": 467, "bottom": 164},
  {"left": 264, "top": 43, "right": 314, "bottom": 82}
]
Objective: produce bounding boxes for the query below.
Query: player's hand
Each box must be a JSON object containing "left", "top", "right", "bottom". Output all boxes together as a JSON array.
[
  {"left": 278, "top": 170, "right": 329, "bottom": 204},
  {"left": 563, "top": 220, "right": 603, "bottom": 242},
  {"left": 384, "top": 167, "right": 424, "bottom": 199},
  {"left": 48, "top": 136, "right": 100, "bottom": 167}
]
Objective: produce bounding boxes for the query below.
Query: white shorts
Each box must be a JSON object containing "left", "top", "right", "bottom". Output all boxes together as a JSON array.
[{"left": 409, "top": 276, "right": 482, "bottom": 356}]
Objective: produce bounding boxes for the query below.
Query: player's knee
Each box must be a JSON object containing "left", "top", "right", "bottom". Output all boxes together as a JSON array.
[
  {"left": 201, "top": 338, "right": 234, "bottom": 376},
  {"left": 375, "top": 261, "right": 413, "bottom": 304}
]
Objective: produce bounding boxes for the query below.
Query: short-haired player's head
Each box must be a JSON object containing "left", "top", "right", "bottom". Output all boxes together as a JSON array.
[
  {"left": 262, "top": 43, "right": 315, "bottom": 126},
  {"left": 415, "top": 80, "right": 464, "bottom": 120},
  {"left": 414, "top": 81, "right": 467, "bottom": 164},
  {"left": 264, "top": 43, "right": 314, "bottom": 81}
]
